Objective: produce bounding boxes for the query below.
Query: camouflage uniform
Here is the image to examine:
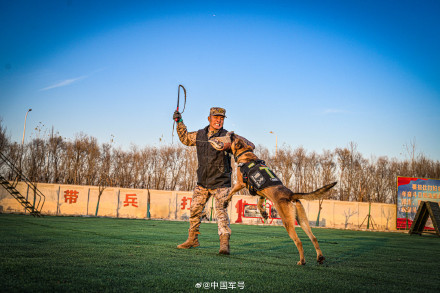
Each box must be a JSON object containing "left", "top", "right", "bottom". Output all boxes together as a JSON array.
[
  {"left": 189, "top": 185, "right": 231, "bottom": 235},
  {"left": 176, "top": 121, "right": 197, "bottom": 146},
  {"left": 176, "top": 107, "right": 231, "bottom": 236}
]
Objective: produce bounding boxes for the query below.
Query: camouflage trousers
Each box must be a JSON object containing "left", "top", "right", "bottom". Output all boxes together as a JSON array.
[{"left": 188, "top": 185, "right": 231, "bottom": 236}]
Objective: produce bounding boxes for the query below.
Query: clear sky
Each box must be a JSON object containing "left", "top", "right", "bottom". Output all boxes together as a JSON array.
[{"left": 1, "top": 0, "right": 439, "bottom": 161}]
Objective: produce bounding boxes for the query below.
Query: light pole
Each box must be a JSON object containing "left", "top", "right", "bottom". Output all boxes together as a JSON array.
[
  {"left": 22, "top": 109, "right": 32, "bottom": 146},
  {"left": 269, "top": 131, "right": 277, "bottom": 157},
  {"left": 20, "top": 108, "right": 32, "bottom": 171}
]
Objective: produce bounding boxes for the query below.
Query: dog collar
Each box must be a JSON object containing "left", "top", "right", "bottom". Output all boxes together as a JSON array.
[{"left": 234, "top": 150, "right": 253, "bottom": 162}]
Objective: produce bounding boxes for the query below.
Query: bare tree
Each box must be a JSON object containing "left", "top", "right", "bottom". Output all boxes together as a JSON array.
[
  {"left": 84, "top": 136, "right": 100, "bottom": 186},
  {"left": 160, "top": 145, "right": 185, "bottom": 190},
  {"left": 273, "top": 146, "right": 295, "bottom": 189},
  {"left": 371, "top": 156, "right": 391, "bottom": 203},
  {"left": 112, "top": 147, "right": 133, "bottom": 188},
  {"left": 335, "top": 147, "right": 350, "bottom": 201},
  {"left": 177, "top": 147, "right": 197, "bottom": 191},
  {"left": 316, "top": 150, "right": 337, "bottom": 225},
  {"left": 403, "top": 137, "right": 417, "bottom": 176},
  {"left": 99, "top": 142, "right": 113, "bottom": 185},
  {"left": 304, "top": 151, "right": 320, "bottom": 191},
  {"left": 46, "top": 127, "right": 64, "bottom": 183},
  {"left": 95, "top": 176, "right": 112, "bottom": 216},
  {"left": 336, "top": 142, "right": 364, "bottom": 201},
  {"left": 3, "top": 124, "right": 440, "bottom": 200},
  {"left": 0, "top": 119, "right": 8, "bottom": 154},
  {"left": 292, "top": 146, "right": 307, "bottom": 192},
  {"left": 25, "top": 138, "right": 47, "bottom": 182},
  {"left": 138, "top": 146, "right": 153, "bottom": 189}
]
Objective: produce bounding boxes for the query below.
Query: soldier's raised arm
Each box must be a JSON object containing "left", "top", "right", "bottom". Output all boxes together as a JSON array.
[{"left": 173, "top": 110, "right": 196, "bottom": 146}]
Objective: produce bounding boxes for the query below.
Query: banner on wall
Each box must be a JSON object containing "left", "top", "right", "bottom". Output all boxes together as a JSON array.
[
  {"left": 396, "top": 176, "right": 440, "bottom": 230},
  {"left": 235, "top": 198, "right": 287, "bottom": 225}
]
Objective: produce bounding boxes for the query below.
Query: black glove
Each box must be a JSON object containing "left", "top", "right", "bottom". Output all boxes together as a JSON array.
[{"left": 173, "top": 110, "right": 182, "bottom": 122}]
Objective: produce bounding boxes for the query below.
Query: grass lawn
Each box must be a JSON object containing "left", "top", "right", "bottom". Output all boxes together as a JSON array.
[{"left": 1, "top": 213, "right": 439, "bottom": 292}]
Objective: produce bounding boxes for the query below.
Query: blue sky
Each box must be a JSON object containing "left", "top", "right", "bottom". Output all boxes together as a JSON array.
[{"left": 1, "top": 0, "right": 439, "bottom": 161}]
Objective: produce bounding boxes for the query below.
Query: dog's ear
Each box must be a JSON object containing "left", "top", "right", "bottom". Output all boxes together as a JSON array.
[
  {"left": 233, "top": 134, "right": 254, "bottom": 150},
  {"left": 235, "top": 137, "right": 243, "bottom": 149},
  {"left": 226, "top": 131, "right": 235, "bottom": 140}
]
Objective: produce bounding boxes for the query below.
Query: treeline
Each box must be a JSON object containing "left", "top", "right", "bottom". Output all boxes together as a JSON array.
[
  {"left": 1, "top": 121, "right": 439, "bottom": 203},
  {"left": 256, "top": 142, "right": 440, "bottom": 204}
]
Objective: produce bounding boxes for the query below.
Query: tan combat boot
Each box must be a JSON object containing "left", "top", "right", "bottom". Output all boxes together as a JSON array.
[
  {"left": 218, "top": 234, "right": 230, "bottom": 255},
  {"left": 177, "top": 231, "right": 200, "bottom": 249}
]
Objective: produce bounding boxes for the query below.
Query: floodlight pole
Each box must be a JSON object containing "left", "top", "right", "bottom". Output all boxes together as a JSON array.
[
  {"left": 22, "top": 109, "right": 32, "bottom": 146},
  {"left": 20, "top": 108, "right": 32, "bottom": 171},
  {"left": 269, "top": 131, "right": 277, "bottom": 157}
]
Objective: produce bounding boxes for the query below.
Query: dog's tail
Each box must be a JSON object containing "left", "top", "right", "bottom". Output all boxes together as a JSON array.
[{"left": 290, "top": 182, "right": 337, "bottom": 201}]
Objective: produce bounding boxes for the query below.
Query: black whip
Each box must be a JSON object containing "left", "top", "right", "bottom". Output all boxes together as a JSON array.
[{"left": 172, "top": 84, "right": 187, "bottom": 143}]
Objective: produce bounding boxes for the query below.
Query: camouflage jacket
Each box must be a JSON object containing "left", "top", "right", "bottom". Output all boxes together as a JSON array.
[
  {"left": 177, "top": 121, "right": 232, "bottom": 189},
  {"left": 176, "top": 121, "right": 219, "bottom": 146}
]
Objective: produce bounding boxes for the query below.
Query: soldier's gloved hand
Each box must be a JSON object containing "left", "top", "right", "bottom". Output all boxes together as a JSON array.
[
  {"left": 173, "top": 110, "right": 182, "bottom": 122},
  {"left": 223, "top": 200, "right": 229, "bottom": 209},
  {"left": 261, "top": 211, "right": 269, "bottom": 220}
]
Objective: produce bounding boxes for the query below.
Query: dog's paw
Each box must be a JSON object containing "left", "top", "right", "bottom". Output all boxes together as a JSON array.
[
  {"left": 297, "top": 260, "right": 306, "bottom": 266},
  {"left": 223, "top": 201, "right": 229, "bottom": 209},
  {"left": 317, "top": 255, "right": 325, "bottom": 264},
  {"left": 260, "top": 211, "right": 268, "bottom": 220}
]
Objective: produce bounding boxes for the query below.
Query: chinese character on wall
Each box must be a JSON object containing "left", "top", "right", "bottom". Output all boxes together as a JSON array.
[
  {"left": 181, "top": 196, "right": 192, "bottom": 210},
  {"left": 124, "top": 194, "right": 138, "bottom": 207},
  {"left": 64, "top": 190, "right": 79, "bottom": 204}
]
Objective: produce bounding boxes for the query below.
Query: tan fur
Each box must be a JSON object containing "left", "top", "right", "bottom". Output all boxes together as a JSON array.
[{"left": 226, "top": 135, "right": 337, "bottom": 265}]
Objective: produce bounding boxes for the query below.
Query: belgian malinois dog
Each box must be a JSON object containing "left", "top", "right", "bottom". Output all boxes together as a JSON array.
[{"left": 217, "top": 133, "right": 336, "bottom": 265}]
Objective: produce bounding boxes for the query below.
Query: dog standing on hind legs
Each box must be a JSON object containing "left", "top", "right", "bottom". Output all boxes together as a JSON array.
[{"left": 210, "top": 132, "right": 337, "bottom": 265}]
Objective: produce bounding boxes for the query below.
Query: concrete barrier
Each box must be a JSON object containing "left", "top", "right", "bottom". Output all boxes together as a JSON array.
[{"left": 0, "top": 182, "right": 397, "bottom": 230}]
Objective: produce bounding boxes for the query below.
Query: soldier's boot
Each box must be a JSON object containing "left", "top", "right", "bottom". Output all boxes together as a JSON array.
[
  {"left": 218, "top": 234, "right": 230, "bottom": 255},
  {"left": 177, "top": 231, "right": 200, "bottom": 249}
]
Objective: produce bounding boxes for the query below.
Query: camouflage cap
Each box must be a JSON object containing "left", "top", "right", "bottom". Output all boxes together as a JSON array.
[{"left": 210, "top": 107, "right": 227, "bottom": 117}]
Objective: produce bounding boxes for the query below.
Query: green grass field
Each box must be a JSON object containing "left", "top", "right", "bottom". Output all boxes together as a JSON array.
[{"left": 1, "top": 214, "right": 439, "bottom": 292}]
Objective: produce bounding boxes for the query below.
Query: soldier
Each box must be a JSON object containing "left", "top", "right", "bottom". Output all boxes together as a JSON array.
[{"left": 173, "top": 107, "right": 232, "bottom": 254}]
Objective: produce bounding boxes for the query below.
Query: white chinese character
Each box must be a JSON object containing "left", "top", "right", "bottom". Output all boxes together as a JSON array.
[
  {"left": 220, "top": 281, "right": 228, "bottom": 290},
  {"left": 211, "top": 281, "right": 219, "bottom": 290},
  {"left": 203, "top": 282, "right": 210, "bottom": 289},
  {"left": 228, "top": 282, "right": 237, "bottom": 289},
  {"left": 238, "top": 281, "right": 245, "bottom": 289}
]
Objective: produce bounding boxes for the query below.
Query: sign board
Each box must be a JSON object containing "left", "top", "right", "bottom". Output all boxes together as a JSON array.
[{"left": 397, "top": 176, "right": 440, "bottom": 230}]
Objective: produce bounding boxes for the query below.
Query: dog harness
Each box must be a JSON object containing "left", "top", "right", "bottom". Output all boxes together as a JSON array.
[{"left": 239, "top": 160, "right": 283, "bottom": 195}]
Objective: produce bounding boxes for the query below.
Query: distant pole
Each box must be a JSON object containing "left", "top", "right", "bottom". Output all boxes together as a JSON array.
[
  {"left": 147, "top": 188, "right": 151, "bottom": 219},
  {"left": 20, "top": 108, "right": 32, "bottom": 171},
  {"left": 269, "top": 131, "right": 277, "bottom": 157},
  {"left": 22, "top": 109, "right": 32, "bottom": 146},
  {"left": 367, "top": 202, "right": 371, "bottom": 229}
]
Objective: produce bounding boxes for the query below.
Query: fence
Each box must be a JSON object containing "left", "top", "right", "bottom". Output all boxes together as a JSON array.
[{"left": 0, "top": 182, "right": 397, "bottom": 230}]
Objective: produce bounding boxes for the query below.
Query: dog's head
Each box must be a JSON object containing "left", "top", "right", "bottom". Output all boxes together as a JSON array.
[
  {"left": 229, "top": 132, "right": 255, "bottom": 157},
  {"left": 208, "top": 132, "right": 255, "bottom": 155}
]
